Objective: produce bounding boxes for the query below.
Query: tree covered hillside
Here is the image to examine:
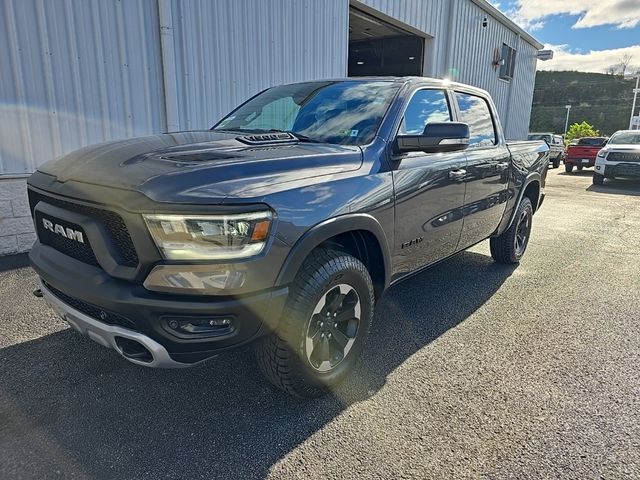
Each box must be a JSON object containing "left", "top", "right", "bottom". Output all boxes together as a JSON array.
[{"left": 529, "top": 71, "right": 637, "bottom": 136}]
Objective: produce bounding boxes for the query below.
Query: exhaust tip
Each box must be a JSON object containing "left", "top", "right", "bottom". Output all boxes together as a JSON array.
[{"left": 114, "top": 336, "right": 153, "bottom": 363}]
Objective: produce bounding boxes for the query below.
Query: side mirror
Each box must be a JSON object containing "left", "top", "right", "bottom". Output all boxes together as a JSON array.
[{"left": 395, "top": 122, "right": 470, "bottom": 154}]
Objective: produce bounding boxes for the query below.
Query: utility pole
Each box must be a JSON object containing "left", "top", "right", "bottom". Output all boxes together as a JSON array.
[
  {"left": 629, "top": 73, "right": 640, "bottom": 130},
  {"left": 564, "top": 105, "right": 572, "bottom": 136}
]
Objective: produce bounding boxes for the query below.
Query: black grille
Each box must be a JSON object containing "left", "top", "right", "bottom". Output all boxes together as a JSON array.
[
  {"left": 28, "top": 189, "right": 139, "bottom": 267},
  {"left": 607, "top": 152, "right": 640, "bottom": 162},
  {"left": 35, "top": 211, "right": 100, "bottom": 267},
  {"left": 44, "top": 282, "right": 137, "bottom": 331},
  {"left": 607, "top": 164, "right": 640, "bottom": 177}
]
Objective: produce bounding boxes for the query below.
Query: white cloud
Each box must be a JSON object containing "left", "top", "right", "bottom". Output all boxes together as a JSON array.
[
  {"left": 538, "top": 44, "right": 640, "bottom": 73},
  {"left": 509, "top": 0, "right": 640, "bottom": 30}
]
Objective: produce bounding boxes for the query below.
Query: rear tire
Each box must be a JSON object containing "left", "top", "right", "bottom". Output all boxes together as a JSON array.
[
  {"left": 490, "top": 197, "right": 533, "bottom": 264},
  {"left": 592, "top": 173, "right": 604, "bottom": 185},
  {"left": 577, "top": 165, "right": 583, "bottom": 171},
  {"left": 565, "top": 164, "right": 574, "bottom": 173},
  {"left": 553, "top": 158, "right": 560, "bottom": 169},
  {"left": 255, "top": 248, "right": 374, "bottom": 397}
]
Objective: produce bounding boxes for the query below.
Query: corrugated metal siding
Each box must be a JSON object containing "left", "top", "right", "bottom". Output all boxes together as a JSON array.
[
  {"left": 357, "top": 0, "right": 448, "bottom": 76},
  {"left": 0, "top": 0, "right": 539, "bottom": 177},
  {"left": 170, "top": 0, "right": 349, "bottom": 130},
  {"left": 359, "top": 0, "right": 538, "bottom": 139},
  {"left": 0, "top": 0, "right": 165, "bottom": 175}
]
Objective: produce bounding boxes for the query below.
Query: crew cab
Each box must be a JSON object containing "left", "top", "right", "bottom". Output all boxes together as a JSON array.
[
  {"left": 593, "top": 130, "right": 640, "bottom": 185},
  {"left": 528, "top": 132, "right": 564, "bottom": 168},
  {"left": 565, "top": 136, "right": 608, "bottom": 173},
  {"left": 28, "top": 77, "right": 548, "bottom": 397}
]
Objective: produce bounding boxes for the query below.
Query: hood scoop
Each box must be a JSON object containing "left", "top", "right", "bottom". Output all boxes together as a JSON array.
[{"left": 237, "top": 132, "right": 298, "bottom": 145}]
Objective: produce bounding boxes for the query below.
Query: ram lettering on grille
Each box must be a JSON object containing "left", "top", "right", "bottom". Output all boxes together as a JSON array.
[{"left": 42, "top": 218, "right": 84, "bottom": 243}]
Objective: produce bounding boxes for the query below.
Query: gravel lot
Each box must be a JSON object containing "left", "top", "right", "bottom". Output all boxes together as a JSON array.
[{"left": 1, "top": 168, "right": 639, "bottom": 479}]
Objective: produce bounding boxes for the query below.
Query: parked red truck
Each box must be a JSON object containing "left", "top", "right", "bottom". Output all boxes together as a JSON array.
[{"left": 564, "top": 137, "right": 608, "bottom": 173}]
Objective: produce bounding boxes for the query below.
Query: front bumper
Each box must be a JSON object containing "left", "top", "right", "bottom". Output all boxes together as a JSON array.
[
  {"left": 596, "top": 162, "right": 640, "bottom": 178},
  {"left": 31, "top": 243, "right": 289, "bottom": 366},
  {"left": 40, "top": 280, "right": 193, "bottom": 368}
]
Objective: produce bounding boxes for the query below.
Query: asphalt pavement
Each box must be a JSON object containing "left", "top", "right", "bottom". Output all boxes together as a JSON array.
[{"left": 1, "top": 168, "right": 639, "bottom": 479}]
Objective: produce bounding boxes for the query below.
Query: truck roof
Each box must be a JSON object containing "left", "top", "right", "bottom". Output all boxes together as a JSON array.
[{"left": 280, "top": 76, "right": 491, "bottom": 97}]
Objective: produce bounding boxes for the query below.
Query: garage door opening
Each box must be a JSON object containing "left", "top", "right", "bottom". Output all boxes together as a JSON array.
[{"left": 348, "top": 7, "right": 424, "bottom": 77}]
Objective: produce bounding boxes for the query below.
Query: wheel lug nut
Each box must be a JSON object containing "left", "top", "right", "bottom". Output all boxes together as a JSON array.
[
  {"left": 333, "top": 313, "right": 337, "bottom": 317},
  {"left": 334, "top": 323, "right": 337, "bottom": 328},
  {"left": 321, "top": 333, "right": 325, "bottom": 337},
  {"left": 319, "top": 321, "right": 324, "bottom": 327},
  {"left": 327, "top": 333, "right": 332, "bottom": 338}
]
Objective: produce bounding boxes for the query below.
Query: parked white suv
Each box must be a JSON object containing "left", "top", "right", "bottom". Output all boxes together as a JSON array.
[{"left": 593, "top": 130, "right": 640, "bottom": 185}]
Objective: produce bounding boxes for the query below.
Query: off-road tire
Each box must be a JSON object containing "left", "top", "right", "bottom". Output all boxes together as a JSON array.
[
  {"left": 255, "top": 248, "right": 374, "bottom": 397},
  {"left": 592, "top": 173, "right": 604, "bottom": 185},
  {"left": 553, "top": 158, "right": 560, "bottom": 169},
  {"left": 565, "top": 164, "right": 574, "bottom": 173},
  {"left": 490, "top": 197, "right": 533, "bottom": 264}
]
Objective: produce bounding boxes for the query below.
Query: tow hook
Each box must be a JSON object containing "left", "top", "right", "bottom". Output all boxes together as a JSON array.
[{"left": 33, "top": 288, "right": 43, "bottom": 298}]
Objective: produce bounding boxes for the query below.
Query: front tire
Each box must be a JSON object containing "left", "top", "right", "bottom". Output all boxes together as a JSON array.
[
  {"left": 592, "top": 173, "right": 604, "bottom": 185},
  {"left": 256, "top": 248, "right": 374, "bottom": 397},
  {"left": 490, "top": 197, "right": 533, "bottom": 264}
]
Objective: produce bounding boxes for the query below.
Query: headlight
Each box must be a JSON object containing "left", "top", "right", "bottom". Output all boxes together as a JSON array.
[
  {"left": 597, "top": 150, "right": 606, "bottom": 158},
  {"left": 143, "top": 211, "right": 272, "bottom": 260}
]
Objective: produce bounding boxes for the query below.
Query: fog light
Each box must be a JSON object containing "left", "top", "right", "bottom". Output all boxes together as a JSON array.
[
  {"left": 163, "top": 315, "right": 235, "bottom": 338},
  {"left": 596, "top": 166, "right": 601, "bottom": 171}
]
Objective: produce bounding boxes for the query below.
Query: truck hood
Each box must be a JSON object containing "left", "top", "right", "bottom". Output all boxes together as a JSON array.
[
  {"left": 601, "top": 144, "right": 640, "bottom": 152},
  {"left": 37, "top": 130, "right": 363, "bottom": 203}
]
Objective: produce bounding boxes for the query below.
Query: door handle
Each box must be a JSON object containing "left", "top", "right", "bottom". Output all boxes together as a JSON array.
[{"left": 449, "top": 169, "right": 467, "bottom": 180}]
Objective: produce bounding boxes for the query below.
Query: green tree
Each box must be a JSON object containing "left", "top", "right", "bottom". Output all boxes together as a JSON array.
[{"left": 565, "top": 121, "right": 600, "bottom": 144}]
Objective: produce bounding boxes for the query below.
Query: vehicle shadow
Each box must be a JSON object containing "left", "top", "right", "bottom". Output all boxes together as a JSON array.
[
  {"left": 557, "top": 170, "right": 593, "bottom": 177},
  {"left": 587, "top": 179, "right": 640, "bottom": 196},
  {"left": 0, "top": 251, "right": 515, "bottom": 479}
]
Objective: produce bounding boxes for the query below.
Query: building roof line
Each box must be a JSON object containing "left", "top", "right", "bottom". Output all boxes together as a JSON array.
[{"left": 469, "top": 0, "right": 544, "bottom": 50}]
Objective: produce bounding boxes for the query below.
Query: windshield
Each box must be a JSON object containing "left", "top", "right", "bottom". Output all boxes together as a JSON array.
[
  {"left": 577, "top": 137, "right": 607, "bottom": 146},
  {"left": 608, "top": 132, "right": 640, "bottom": 145},
  {"left": 212, "top": 81, "right": 400, "bottom": 145},
  {"left": 528, "top": 134, "right": 551, "bottom": 142}
]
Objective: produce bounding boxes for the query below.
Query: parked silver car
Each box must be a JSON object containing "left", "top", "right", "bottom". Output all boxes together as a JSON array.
[{"left": 528, "top": 133, "right": 564, "bottom": 168}]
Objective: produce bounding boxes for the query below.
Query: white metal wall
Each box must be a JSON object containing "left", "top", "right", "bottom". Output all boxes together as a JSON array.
[
  {"left": 359, "top": 0, "right": 539, "bottom": 139},
  {"left": 0, "top": 0, "right": 165, "bottom": 175},
  {"left": 169, "top": 0, "right": 349, "bottom": 131},
  {"left": 0, "top": 0, "right": 540, "bottom": 176}
]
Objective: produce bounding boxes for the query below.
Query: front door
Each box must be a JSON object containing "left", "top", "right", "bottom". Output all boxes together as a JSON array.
[
  {"left": 391, "top": 88, "right": 467, "bottom": 281},
  {"left": 453, "top": 91, "right": 510, "bottom": 249}
]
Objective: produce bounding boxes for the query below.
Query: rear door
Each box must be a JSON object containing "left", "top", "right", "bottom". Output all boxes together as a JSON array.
[
  {"left": 390, "top": 88, "right": 467, "bottom": 280},
  {"left": 453, "top": 91, "right": 510, "bottom": 249}
]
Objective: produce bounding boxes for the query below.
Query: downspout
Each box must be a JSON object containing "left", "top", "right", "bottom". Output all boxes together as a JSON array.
[
  {"left": 442, "top": 0, "right": 456, "bottom": 78},
  {"left": 503, "top": 33, "right": 521, "bottom": 139},
  {"left": 158, "top": 0, "right": 180, "bottom": 132}
]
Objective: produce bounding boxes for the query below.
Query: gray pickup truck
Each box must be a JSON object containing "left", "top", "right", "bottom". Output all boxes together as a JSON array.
[{"left": 29, "top": 77, "right": 549, "bottom": 397}]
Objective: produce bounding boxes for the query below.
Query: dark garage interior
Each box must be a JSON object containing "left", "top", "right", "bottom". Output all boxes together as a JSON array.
[{"left": 348, "top": 7, "right": 425, "bottom": 77}]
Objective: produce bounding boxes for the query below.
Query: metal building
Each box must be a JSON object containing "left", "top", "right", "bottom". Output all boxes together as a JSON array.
[{"left": 0, "top": 0, "right": 543, "bottom": 255}]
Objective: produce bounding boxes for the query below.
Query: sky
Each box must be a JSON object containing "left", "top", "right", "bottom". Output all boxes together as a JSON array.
[{"left": 491, "top": 0, "right": 640, "bottom": 73}]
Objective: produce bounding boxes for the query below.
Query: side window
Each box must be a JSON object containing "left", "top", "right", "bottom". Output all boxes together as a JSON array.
[
  {"left": 454, "top": 92, "right": 497, "bottom": 148},
  {"left": 400, "top": 89, "right": 451, "bottom": 135}
]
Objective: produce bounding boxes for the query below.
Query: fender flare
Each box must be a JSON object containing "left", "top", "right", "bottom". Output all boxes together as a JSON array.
[
  {"left": 503, "top": 172, "right": 542, "bottom": 232},
  {"left": 275, "top": 213, "right": 392, "bottom": 289}
]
